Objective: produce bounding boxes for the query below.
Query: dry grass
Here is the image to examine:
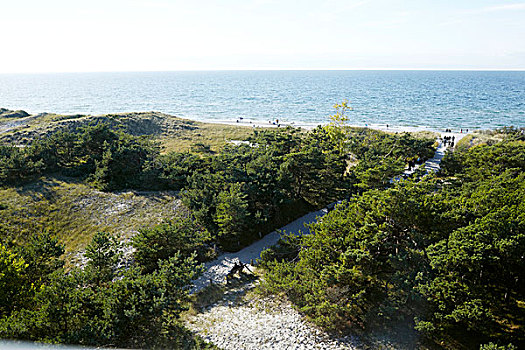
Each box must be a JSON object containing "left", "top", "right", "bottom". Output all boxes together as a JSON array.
[
  {"left": 456, "top": 131, "right": 507, "bottom": 151},
  {"left": 410, "top": 130, "right": 440, "bottom": 140},
  {"left": 0, "top": 176, "right": 183, "bottom": 256},
  {"left": 1, "top": 111, "right": 256, "bottom": 155},
  {"left": 159, "top": 121, "right": 254, "bottom": 154}
]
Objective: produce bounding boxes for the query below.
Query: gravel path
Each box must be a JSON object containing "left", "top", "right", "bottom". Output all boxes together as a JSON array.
[{"left": 186, "top": 283, "right": 358, "bottom": 350}]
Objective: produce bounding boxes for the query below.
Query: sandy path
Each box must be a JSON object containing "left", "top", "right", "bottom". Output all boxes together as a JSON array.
[
  {"left": 190, "top": 207, "right": 328, "bottom": 293},
  {"left": 425, "top": 132, "right": 466, "bottom": 173}
]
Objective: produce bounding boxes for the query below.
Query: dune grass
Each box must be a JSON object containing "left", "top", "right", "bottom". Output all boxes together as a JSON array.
[
  {"left": 0, "top": 176, "right": 182, "bottom": 256},
  {"left": 159, "top": 121, "right": 254, "bottom": 153}
]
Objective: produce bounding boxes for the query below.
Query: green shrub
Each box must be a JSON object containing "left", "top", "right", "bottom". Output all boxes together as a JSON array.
[{"left": 133, "top": 216, "right": 213, "bottom": 273}]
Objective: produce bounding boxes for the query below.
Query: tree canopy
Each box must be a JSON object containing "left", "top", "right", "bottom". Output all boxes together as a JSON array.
[{"left": 260, "top": 138, "right": 525, "bottom": 348}]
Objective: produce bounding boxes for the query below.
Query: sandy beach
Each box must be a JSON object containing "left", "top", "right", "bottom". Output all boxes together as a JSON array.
[{"left": 207, "top": 116, "right": 476, "bottom": 136}]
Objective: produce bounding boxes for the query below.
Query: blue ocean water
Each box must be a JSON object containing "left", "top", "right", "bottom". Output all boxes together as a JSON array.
[{"left": 0, "top": 70, "right": 523, "bottom": 130}]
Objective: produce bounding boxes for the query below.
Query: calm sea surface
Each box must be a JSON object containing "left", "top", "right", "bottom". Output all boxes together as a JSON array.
[{"left": 0, "top": 71, "right": 523, "bottom": 130}]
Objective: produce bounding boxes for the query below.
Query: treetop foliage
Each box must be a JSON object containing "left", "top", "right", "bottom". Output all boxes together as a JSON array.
[{"left": 260, "top": 138, "right": 525, "bottom": 348}]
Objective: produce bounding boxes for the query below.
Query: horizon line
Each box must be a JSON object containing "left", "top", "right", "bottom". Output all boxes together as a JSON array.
[{"left": 1, "top": 68, "right": 525, "bottom": 74}]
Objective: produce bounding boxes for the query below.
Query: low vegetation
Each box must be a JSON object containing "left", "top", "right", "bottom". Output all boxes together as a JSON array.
[
  {"left": 0, "top": 230, "right": 215, "bottom": 349},
  {"left": 0, "top": 109, "right": 253, "bottom": 152},
  {"left": 0, "top": 178, "right": 182, "bottom": 256}
]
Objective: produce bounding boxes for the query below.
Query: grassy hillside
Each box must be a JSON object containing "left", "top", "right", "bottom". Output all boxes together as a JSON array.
[
  {"left": 0, "top": 109, "right": 256, "bottom": 262},
  {"left": 0, "top": 109, "right": 253, "bottom": 153},
  {"left": 0, "top": 176, "right": 183, "bottom": 258}
]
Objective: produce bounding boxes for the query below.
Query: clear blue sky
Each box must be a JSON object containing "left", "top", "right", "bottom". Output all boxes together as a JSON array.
[{"left": 1, "top": 0, "right": 524, "bottom": 72}]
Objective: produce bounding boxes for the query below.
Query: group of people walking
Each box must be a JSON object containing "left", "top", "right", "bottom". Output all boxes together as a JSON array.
[{"left": 443, "top": 135, "right": 455, "bottom": 148}]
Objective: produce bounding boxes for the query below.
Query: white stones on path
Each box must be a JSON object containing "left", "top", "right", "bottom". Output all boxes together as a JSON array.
[{"left": 186, "top": 284, "right": 358, "bottom": 350}]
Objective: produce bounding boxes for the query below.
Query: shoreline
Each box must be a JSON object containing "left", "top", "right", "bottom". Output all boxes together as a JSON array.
[
  {"left": 0, "top": 107, "right": 483, "bottom": 139},
  {"left": 188, "top": 115, "right": 476, "bottom": 136}
]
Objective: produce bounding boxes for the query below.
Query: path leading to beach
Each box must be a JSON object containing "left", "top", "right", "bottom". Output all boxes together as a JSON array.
[
  {"left": 187, "top": 134, "right": 463, "bottom": 349},
  {"left": 424, "top": 132, "right": 466, "bottom": 173},
  {"left": 192, "top": 133, "right": 466, "bottom": 293},
  {"left": 190, "top": 207, "right": 327, "bottom": 293},
  {"left": 397, "top": 131, "right": 467, "bottom": 178}
]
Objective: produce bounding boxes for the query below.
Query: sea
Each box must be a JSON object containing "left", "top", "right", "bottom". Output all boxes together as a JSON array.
[{"left": 0, "top": 70, "right": 523, "bottom": 131}]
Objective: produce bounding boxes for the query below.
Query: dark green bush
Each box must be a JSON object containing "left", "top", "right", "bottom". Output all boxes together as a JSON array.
[{"left": 132, "top": 216, "right": 213, "bottom": 273}]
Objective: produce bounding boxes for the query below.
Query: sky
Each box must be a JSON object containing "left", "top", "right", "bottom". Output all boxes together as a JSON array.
[{"left": 1, "top": 0, "right": 524, "bottom": 73}]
